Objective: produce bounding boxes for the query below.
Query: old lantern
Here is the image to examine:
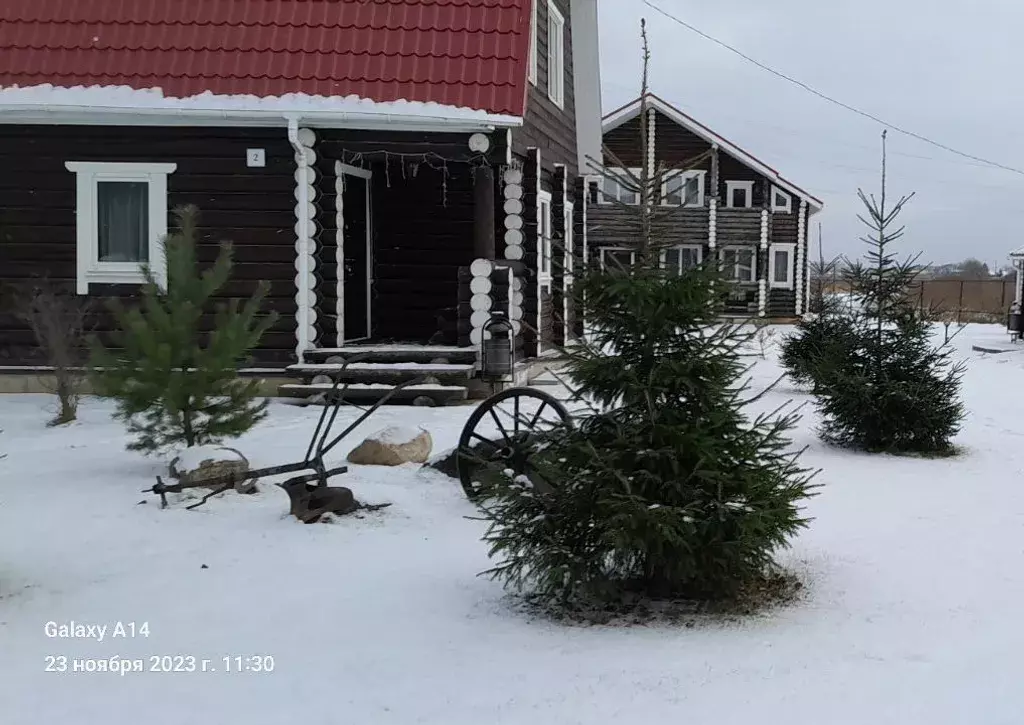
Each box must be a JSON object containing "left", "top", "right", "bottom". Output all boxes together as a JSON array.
[
  {"left": 1009, "top": 302, "right": 1022, "bottom": 341},
  {"left": 481, "top": 313, "right": 515, "bottom": 381}
]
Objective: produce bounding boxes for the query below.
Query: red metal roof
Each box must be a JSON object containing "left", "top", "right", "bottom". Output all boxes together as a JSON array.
[{"left": 0, "top": 0, "right": 532, "bottom": 117}]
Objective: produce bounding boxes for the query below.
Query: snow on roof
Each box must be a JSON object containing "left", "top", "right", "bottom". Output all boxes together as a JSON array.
[
  {"left": 0, "top": 85, "right": 522, "bottom": 130},
  {"left": 602, "top": 93, "right": 824, "bottom": 212}
]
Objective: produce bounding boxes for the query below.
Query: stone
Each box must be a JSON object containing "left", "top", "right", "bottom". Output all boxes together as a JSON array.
[
  {"left": 346, "top": 426, "right": 432, "bottom": 466},
  {"left": 168, "top": 445, "right": 253, "bottom": 491}
]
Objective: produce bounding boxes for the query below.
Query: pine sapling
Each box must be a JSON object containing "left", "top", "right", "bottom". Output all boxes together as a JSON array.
[{"left": 89, "top": 206, "right": 279, "bottom": 454}]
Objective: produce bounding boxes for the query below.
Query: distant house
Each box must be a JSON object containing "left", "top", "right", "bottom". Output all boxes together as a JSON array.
[
  {"left": 589, "top": 94, "right": 823, "bottom": 319},
  {"left": 0, "top": 0, "right": 602, "bottom": 402}
]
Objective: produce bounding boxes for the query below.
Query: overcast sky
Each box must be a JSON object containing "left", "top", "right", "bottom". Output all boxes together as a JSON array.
[{"left": 597, "top": 0, "right": 1024, "bottom": 269}]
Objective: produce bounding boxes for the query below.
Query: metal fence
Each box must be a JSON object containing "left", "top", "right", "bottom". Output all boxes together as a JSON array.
[{"left": 820, "top": 277, "right": 1015, "bottom": 323}]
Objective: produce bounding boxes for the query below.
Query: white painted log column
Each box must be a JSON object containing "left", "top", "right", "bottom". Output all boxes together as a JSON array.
[
  {"left": 708, "top": 197, "right": 718, "bottom": 309},
  {"left": 646, "top": 107, "right": 657, "bottom": 179},
  {"left": 796, "top": 200, "right": 808, "bottom": 316},
  {"left": 469, "top": 258, "right": 494, "bottom": 347},
  {"left": 758, "top": 208, "right": 769, "bottom": 317},
  {"left": 502, "top": 166, "right": 525, "bottom": 337},
  {"left": 293, "top": 127, "right": 318, "bottom": 356}
]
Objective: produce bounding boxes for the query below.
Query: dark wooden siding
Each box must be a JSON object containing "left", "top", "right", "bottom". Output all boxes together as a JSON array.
[
  {"left": 514, "top": 0, "right": 578, "bottom": 177},
  {"left": 0, "top": 125, "right": 298, "bottom": 366},
  {"left": 602, "top": 110, "right": 775, "bottom": 204},
  {"left": 587, "top": 205, "right": 708, "bottom": 248}
]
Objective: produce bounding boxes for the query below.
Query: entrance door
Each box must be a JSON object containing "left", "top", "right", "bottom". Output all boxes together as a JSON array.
[{"left": 337, "top": 163, "right": 372, "bottom": 342}]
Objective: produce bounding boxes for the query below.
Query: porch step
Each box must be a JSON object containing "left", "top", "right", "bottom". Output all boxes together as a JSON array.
[
  {"left": 286, "top": 362, "right": 475, "bottom": 385},
  {"left": 302, "top": 345, "right": 476, "bottom": 365},
  {"left": 278, "top": 382, "right": 469, "bottom": 407}
]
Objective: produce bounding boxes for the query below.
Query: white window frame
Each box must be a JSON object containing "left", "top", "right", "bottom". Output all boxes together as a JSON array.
[
  {"left": 770, "top": 185, "right": 792, "bottom": 213},
  {"left": 546, "top": 2, "right": 565, "bottom": 108},
  {"left": 719, "top": 245, "right": 757, "bottom": 283},
  {"left": 661, "top": 244, "right": 703, "bottom": 273},
  {"left": 661, "top": 170, "right": 706, "bottom": 207},
  {"left": 725, "top": 180, "right": 755, "bottom": 209},
  {"left": 769, "top": 242, "right": 796, "bottom": 289},
  {"left": 65, "top": 161, "right": 176, "bottom": 295},
  {"left": 599, "top": 167, "right": 642, "bottom": 205},
  {"left": 528, "top": 0, "right": 540, "bottom": 85},
  {"left": 537, "top": 190, "right": 553, "bottom": 288},
  {"left": 599, "top": 247, "right": 636, "bottom": 272}
]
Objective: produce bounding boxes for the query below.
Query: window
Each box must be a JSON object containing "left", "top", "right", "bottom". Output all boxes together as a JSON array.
[
  {"left": 769, "top": 243, "right": 796, "bottom": 288},
  {"left": 528, "top": 0, "right": 539, "bottom": 85},
  {"left": 663, "top": 245, "right": 703, "bottom": 274},
  {"left": 600, "top": 247, "right": 636, "bottom": 273},
  {"left": 600, "top": 168, "right": 642, "bottom": 205},
  {"left": 662, "top": 171, "right": 705, "bottom": 207},
  {"left": 538, "top": 190, "right": 553, "bottom": 287},
  {"left": 720, "top": 246, "right": 756, "bottom": 282},
  {"left": 65, "top": 161, "right": 176, "bottom": 294},
  {"left": 725, "top": 180, "right": 754, "bottom": 209},
  {"left": 546, "top": 2, "right": 566, "bottom": 108},
  {"left": 770, "top": 185, "right": 792, "bottom": 213}
]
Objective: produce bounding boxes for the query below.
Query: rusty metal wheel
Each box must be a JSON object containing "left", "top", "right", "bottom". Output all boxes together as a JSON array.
[{"left": 456, "top": 387, "right": 571, "bottom": 500}]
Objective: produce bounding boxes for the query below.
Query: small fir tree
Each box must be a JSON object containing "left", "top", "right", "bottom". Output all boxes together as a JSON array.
[
  {"left": 90, "top": 206, "right": 278, "bottom": 454},
  {"left": 476, "top": 21, "right": 817, "bottom": 611},
  {"left": 810, "top": 132, "right": 965, "bottom": 455}
]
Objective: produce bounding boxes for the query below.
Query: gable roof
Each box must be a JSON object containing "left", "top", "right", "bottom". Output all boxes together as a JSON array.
[
  {"left": 0, "top": 0, "right": 530, "bottom": 130},
  {"left": 603, "top": 93, "right": 823, "bottom": 212}
]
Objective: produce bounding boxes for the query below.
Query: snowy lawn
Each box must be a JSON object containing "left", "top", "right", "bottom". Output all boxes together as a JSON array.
[{"left": 2, "top": 323, "right": 1024, "bottom": 724}]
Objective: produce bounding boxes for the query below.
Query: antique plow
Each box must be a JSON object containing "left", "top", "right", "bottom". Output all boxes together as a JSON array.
[{"left": 146, "top": 357, "right": 426, "bottom": 509}]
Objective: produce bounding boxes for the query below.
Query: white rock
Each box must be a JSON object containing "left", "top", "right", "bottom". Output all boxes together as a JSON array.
[{"left": 347, "top": 427, "right": 432, "bottom": 466}]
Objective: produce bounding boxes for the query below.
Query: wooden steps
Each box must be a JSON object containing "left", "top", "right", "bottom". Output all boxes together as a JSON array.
[{"left": 279, "top": 344, "right": 477, "bottom": 406}]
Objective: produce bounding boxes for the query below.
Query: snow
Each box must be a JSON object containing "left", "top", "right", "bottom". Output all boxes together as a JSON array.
[
  {"left": 0, "top": 85, "right": 522, "bottom": 128},
  {"left": 2, "top": 323, "right": 1024, "bottom": 724},
  {"left": 288, "top": 363, "right": 476, "bottom": 373},
  {"left": 370, "top": 426, "right": 425, "bottom": 445}
]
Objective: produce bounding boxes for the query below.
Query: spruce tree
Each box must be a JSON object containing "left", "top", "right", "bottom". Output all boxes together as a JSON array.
[
  {"left": 476, "top": 23, "right": 817, "bottom": 610},
  {"left": 90, "top": 206, "right": 278, "bottom": 454},
  {"left": 810, "top": 132, "right": 965, "bottom": 454}
]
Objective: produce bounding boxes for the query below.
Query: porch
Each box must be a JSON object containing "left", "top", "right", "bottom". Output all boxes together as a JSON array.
[{"left": 280, "top": 130, "right": 538, "bottom": 405}]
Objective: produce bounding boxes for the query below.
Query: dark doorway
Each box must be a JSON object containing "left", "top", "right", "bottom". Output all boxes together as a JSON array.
[{"left": 339, "top": 164, "right": 372, "bottom": 342}]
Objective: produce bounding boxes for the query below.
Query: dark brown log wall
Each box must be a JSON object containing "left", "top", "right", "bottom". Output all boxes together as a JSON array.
[
  {"left": 514, "top": 0, "right": 578, "bottom": 177},
  {"left": 521, "top": 149, "right": 541, "bottom": 357},
  {"left": 602, "top": 110, "right": 771, "bottom": 205},
  {"left": 0, "top": 125, "right": 298, "bottom": 366}
]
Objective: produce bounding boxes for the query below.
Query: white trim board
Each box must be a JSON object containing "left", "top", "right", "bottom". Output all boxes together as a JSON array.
[
  {"left": 0, "top": 86, "right": 522, "bottom": 132},
  {"left": 602, "top": 94, "right": 823, "bottom": 213},
  {"left": 335, "top": 161, "right": 374, "bottom": 343}
]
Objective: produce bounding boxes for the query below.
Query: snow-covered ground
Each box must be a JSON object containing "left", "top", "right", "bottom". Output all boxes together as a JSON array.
[{"left": 2, "top": 324, "right": 1023, "bottom": 724}]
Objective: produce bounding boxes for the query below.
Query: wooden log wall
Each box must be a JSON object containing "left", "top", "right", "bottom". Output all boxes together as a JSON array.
[
  {"left": 521, "top": 148, "right": 541, "bottom": 358},
  {"left": 0, "top": 125, "right": 299, "bottom": 366},
  {"left": 551, "top": 164, "right": 567, "bottom": 347},
  {"left": 373, "top": 161, "right": 475, "bottom": 344},
  {"left": 570, "top": 175, "right": 588, "bottom": 340}
]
